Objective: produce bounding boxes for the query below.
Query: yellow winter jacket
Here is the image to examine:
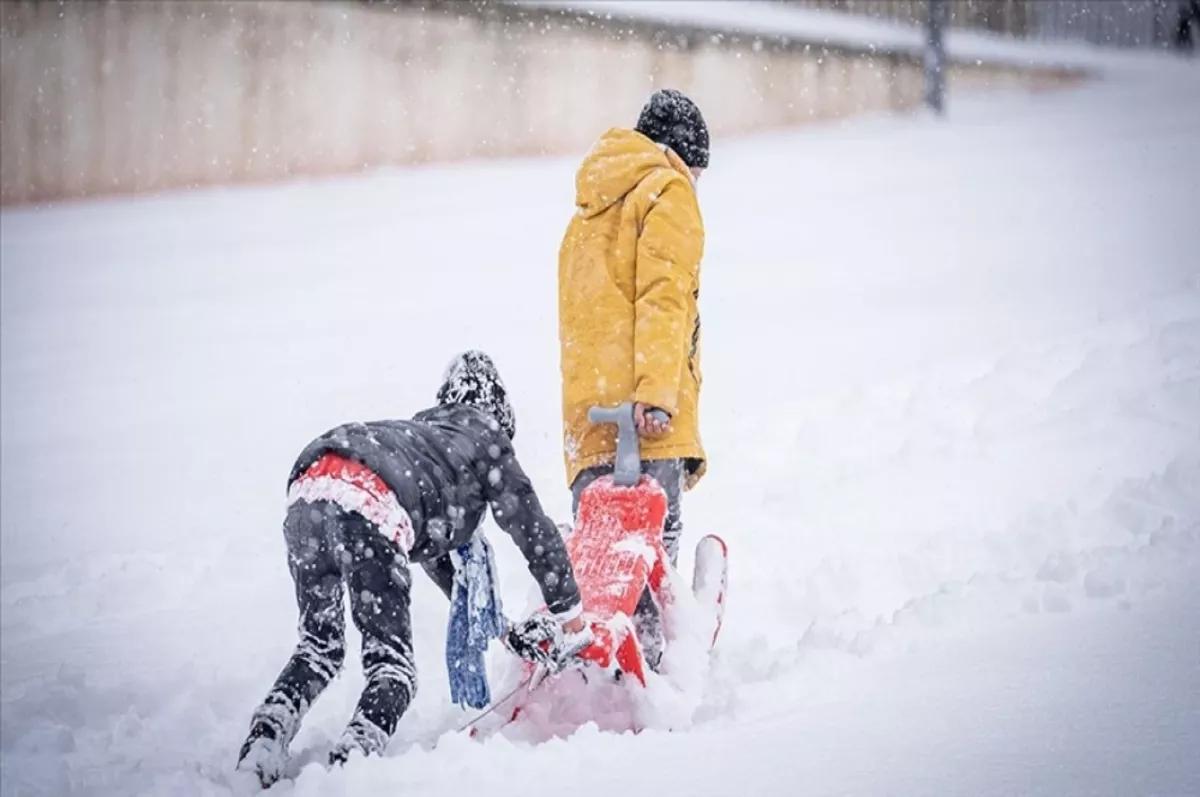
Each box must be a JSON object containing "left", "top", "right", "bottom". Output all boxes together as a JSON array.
[{"left": 558, "top": 128, "right": 706, "bottom": 491}]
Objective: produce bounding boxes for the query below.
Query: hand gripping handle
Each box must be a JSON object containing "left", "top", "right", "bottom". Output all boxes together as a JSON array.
[{"left": 587, "top": 402, "right": 667, "bottom": 487}]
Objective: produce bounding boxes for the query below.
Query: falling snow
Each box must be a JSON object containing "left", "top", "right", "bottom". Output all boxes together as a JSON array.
[{"left": 1, "top": 1, "right": 1199, "bottom": 796}]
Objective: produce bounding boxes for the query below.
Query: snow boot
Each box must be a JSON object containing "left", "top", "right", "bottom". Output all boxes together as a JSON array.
[
  {"left": 236, "top": 720, "right": 288, "bottom": 789},
  {"left": 328, "top": 714, "right": 389, "bottom": 767}
]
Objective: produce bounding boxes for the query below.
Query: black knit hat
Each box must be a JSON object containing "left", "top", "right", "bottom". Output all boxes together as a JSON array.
[
  {"left": 436, "top": 350, "right": 516, "bottom": 440},
  {"left": 635, "top": 89, "right": 709, "bottom": 169}
]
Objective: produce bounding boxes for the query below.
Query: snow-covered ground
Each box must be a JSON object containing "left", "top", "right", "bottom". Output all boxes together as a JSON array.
[{"left": 3, "top": 58, "right": 1199, "bottom": 796}]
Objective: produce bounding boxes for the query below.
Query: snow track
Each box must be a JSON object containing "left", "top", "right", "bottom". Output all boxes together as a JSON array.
[{"left": 2, "top": 57, "right": 1199, "bottom": 796}]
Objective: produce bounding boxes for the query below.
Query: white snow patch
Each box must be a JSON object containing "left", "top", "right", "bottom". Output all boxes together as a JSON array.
[{"left": 610, "top": 535, "right": 657, "bottom": 566}]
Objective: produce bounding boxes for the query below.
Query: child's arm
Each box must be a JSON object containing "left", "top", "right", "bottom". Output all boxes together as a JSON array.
[
  {"left": 632, "top": 177, "right": 703, "bottom": 419},
  {"left": 482, "top": 433, "right": 584, "bottom": 630}
]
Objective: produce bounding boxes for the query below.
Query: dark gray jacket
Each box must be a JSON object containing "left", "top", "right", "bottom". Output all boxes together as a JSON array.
[{"left": 288, "top": 404, "right": 581, "bottom": 616}]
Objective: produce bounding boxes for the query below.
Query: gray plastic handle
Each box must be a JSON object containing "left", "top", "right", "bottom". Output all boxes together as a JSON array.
[{"left": 588, "top": 403, "right": 640, "bottom": 486}]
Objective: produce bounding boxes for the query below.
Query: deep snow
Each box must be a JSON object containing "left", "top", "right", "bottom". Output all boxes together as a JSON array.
[{"left": 2, "top": 57, "right": 1199, "bottom": 796}]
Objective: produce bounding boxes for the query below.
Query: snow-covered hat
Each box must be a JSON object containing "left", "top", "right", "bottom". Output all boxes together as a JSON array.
[
  {"left": 635, "top": 88, "right": 709, "bottom": 169},
  {"left": 436, "top": 350, "right": 516, "bottom": 440}
]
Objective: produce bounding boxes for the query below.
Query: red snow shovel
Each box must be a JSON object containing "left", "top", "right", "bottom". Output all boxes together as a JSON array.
[{"left": 468, "top": 403, "right": 727, "bottom": 739}]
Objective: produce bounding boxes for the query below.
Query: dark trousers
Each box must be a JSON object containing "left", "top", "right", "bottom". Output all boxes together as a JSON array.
[
  {"left": 247, "top": 500, "right": 417, "bottom": 756},
  {"left": 570, "top": 458, "right": 684, "bottom": 668}
]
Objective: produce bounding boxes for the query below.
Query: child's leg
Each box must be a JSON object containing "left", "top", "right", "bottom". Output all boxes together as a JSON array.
[
  {"left": 639, "top": 459, "right": 685, "bottom": 670},
  {"left": 239, "top": 501, "right": 347, "bottom": 783},
  {"left": 642, "top": 458, "right": 685, "bottom": 566},
  {"left": 570, "top": 465, "right": 605, "bottom": 517},
  {"left": 332, "top": 512, "right": 417, "bottom": 760}
]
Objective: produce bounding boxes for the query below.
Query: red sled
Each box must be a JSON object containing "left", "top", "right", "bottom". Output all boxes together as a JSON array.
[
  {"left": 469, "top": 404, "right": 727, "bottom": 741},
  {"left": 563, "top": 470, "right": 672, "bottom": 687}
]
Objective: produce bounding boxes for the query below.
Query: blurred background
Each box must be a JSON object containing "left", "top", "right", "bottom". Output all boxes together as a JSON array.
[{"left": 2, "top": 0, "right": 1196, "bottom": 207}]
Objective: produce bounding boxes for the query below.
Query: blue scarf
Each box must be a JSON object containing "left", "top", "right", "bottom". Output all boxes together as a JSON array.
[{"left": 446, "top": 530, "right": 505, "bottom": 710}]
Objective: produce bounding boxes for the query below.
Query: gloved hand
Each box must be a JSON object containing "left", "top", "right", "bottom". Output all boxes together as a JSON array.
[
  {"left": 503, "top": 612, "right": 596, "bottom": 673},
  {"left": 502, "top": 613, "right": 558, "bottom": 666}
]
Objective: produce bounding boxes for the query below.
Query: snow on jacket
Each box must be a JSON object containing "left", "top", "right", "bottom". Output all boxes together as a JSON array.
[
  {"left": 287, "top": 404, "right": 582, "bottom": 617},
  {"left": 558, "top": 127, "right": 707, "bottom": 490}
]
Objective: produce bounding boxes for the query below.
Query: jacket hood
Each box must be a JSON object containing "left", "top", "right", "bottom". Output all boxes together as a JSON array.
[{"left": 574, "top": 128, "right": 685, "bottom": 219}]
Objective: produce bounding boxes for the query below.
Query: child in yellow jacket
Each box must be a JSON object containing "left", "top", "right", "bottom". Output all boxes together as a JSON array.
[{"left": 558, "top": 89, "right": 709, "bottom": 668}]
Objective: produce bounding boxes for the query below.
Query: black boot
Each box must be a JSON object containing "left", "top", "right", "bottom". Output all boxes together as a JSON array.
[
  {"left": 633, "top": 588, "right": 666, "bottom": 673},
  {"left": 236, "top": 718, "right": 287, "bottom": 789}
]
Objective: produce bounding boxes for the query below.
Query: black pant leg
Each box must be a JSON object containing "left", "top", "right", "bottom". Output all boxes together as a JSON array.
[
  {"left": 337, "top": 513, "right": 417, "bottom": 756},
  {"left": 245, "top": 501, "right": 347, "bottom": 748},
  {"left": 642, "top": 458, "right": 685, "bottom": 567}
]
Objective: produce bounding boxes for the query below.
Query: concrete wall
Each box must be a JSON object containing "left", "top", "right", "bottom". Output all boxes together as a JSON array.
[{"left": 0, "top": 0, "right": 1084, "bottom": 206}]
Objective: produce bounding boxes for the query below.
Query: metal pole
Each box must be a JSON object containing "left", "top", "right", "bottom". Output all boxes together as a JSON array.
[{"left": 925, "top": 0, "right": 947, "bottom": 115}]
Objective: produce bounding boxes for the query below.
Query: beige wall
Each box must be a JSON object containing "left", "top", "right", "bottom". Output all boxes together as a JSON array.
[{"left": 0, "top": 0, "right": 1083, "bottom": 206}]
